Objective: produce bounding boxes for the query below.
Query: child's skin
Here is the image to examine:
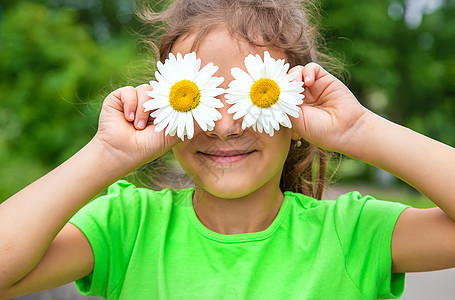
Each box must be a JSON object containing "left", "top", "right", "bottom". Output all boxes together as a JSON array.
[{"left": 1, "top": 28, "right": 455, "bottom": 298}]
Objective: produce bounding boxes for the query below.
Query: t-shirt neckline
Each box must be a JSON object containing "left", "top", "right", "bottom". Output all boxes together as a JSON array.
[{"left": 185, "top": 189, "right": 293, "bottom": 243}]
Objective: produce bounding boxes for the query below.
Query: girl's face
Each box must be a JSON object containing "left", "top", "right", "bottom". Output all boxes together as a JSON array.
[{"left": 171, "top": 28, "right": 293, "bottom": 198}]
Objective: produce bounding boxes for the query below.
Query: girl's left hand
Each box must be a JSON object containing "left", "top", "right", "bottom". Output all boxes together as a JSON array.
[{"left": 288, "top": 63, "right": 370, "bottom": 155}]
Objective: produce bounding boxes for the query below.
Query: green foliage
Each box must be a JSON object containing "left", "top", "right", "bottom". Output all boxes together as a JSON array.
[
  {"left": 321, "top": 0, "right": 455, "bottom": 185},
  {"left": 0, "top": 2, "right": 139, "bottom": 199},
  {"left": 322, "top": 0, "right": 455, "bottom": 147}
]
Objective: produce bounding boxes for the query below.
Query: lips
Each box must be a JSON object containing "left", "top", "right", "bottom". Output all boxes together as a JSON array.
[{"left": 198, "top": 149, "right": 257, "bottom": 164}]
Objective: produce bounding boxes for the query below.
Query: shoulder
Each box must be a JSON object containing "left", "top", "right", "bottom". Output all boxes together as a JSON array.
[
  {"left": 71, "top": 180, "right": 194, "bottom": 223},
  {"left": 105, "top": 180, "right": 192, "bottom": 205},
  {"left": 106, "top": 180, "right": 191, "bottom": 198},
  {"left": 284, "top": 189, "right": 410, "bottom": 227},
  {"left": 284, "top": 189, "right": 378, "bottom": 212}
]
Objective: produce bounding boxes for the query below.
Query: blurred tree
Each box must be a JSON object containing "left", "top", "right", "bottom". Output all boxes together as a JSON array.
[
  {"left": 0, "top": 2, "right": 139, "bottom": 200},
  {"left": 0, "top": 0, "right": 169, "bottom": 43},
  {"left": 322, "top": 0, "right": 455, "bottom": 184},
  {"left": 322, "top": 0, "right": 454, "bottom": 145}
]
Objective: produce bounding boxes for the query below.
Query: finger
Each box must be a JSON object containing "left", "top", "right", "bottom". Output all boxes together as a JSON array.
[
  {"left": 288, "top": 65, "right": 304, "bottom": 82},
  {"left": 302, "top": 62, "right": 327, "bottom": 87},
  {"left": 119, "top": 86, "right": 138, "bottom": 122},
  {"left": 134, "top": 84, "right": 154, "bottom": 130}
]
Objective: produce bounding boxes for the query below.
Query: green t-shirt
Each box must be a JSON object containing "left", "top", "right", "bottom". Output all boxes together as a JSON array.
[{"left": 69, "top": 180, "right": 410, "bottom": 299}]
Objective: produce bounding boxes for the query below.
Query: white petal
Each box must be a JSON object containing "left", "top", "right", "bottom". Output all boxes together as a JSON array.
[
  {"left": 264, "top": 51, "right": 272, "bottom": 65},
  {"left": 152, "top": 105, "right": 174, "bottom": 124},
  {"left": 176, "top": 52, "right": 183, "bottom": 63},
  {"left": 200, "top": 97, "right": 224, "bottom": 108},
  {"left": 274, "top": 62, "right": 289, "bottom": 81},
  {"left": 278, "top": 72, "right": 298, "bottom": 85},
  {"left": 228, "top": 100, "right": 253, "bottom": 118},
  {"left": 194, "top": 63, "right": 218, "bottom": 85},
  {"left": 279, "top": 113, "right": 292, "bottom": 128},
  {"left": 224, "top": 88, "right": 250, "bottom": 97},
  {"left": 263, "top": 51, "right": 275, "bottom": 78},
  {"left": 244, "top": 54, "right": 262, "bottom": 81},
  {"left": 149, "top": 80, "right": 160, "bottom": 90},
  {"left": 192, "top": 107, "right": 208, "bottom": 131},
  {"left": 231, "top": 67, "right": 254, "bottom": 84},
  {"left": 275, "top": 101, "right": 300, "bottom": 118},
  {"left": 155, "top": 110, "right": 175, "bottom": 132},
  {"left": 269, "top": 59, "right": 284, "bottom": 80},
  {"left": 279, "top": 93, "right": 304, "bottom": 105},
  {"left": 199, "top": 76, "right": 224, "bottom": 91},
  {"left": 187, "top": 58, "right": 202, "bottom": 81},
  {"left": 280, "top": 81, "right": 305, "bottom": 94},
  {"left": 257, "top": 118, "right": 263, "bottom": 133},
  {"left": 201, "top": 86, "right": 225, "bottom": 97},
  {"left": 159, "top": 55, "right": 181, "bottom": 83},
  {"left": 176, "top": 112, "right": 186, "bottom": 140},
  {"left": 154, "top": 70, "right": 172, "bottom": 88},
  {"left": 169, "top": 126, "right": 177, "bottom": 137},
  {"left": 165, "top": 110, "right": 178, "bottom": 136},
  {"left": 269, "top": 106, "right": 283, "bottom": 124},
  {"left": 144, "top": 98, "right": 169, "bottom": 111},
  {"left": 149, "top": 87, "right": 170, "bottom": 98},
  {"left": 202, "top": 104, "right": 222, "bottom": 120},
  {"left": 224, "top": 93, "right": 249, "bottom": 104},
  {"left": 261, "top": 109, "right": 272, "bottom": 133},
  {"left": 232, "top": 109, "right": 248, "bottom": 120},
  {"left": 243, "top": 107, "right": 260, "bottom": 127},
  {"left": 258, "top": 56, "right": 268, "bottom": 78},
  {"left": 186, "top": 111, "right": 194, "bottom": 139},
  {"left": 227, "top": 80, "right": 252, "bottom": 94}
]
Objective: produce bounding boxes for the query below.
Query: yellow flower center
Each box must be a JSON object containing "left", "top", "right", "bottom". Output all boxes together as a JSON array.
[
  {"left": 249, "top": 78, "right": 281, "bottom": 108},
  {"left": 169, "top": 80, "right": 201, "bottom": 112}
]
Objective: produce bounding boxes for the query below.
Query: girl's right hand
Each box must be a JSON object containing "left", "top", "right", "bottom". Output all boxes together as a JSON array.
[{"left": 93, "top": 84, "right": 180, "bottom": 169}]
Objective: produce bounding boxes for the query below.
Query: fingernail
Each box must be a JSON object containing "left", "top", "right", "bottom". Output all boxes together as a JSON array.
[
  {"left": 129, "top": 112, "right": 135, "bottom": 120},
  {"left": 305, "top": 76, "right": 311, "bottom": 83},
  {"left": 137, "top": 120, "right": 145, "bottom": 129}
]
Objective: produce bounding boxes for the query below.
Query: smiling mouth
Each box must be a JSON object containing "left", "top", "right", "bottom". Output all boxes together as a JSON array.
[{"left": 198, "top": 150, "right": 257, "bottom": 164}]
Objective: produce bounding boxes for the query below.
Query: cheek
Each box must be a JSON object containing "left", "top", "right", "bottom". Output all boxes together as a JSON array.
[
  {"left": 172, "top": 143, "right": 205, "bottom": 182},
  {"left": 172, "top": 144, "right": 191, "bottom": 169},
  {"left": 264, "top": 128, "right": 293, "bottom": 154}
]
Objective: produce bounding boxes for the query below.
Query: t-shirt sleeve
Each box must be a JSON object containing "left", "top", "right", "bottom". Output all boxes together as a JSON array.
[
  {"left": 333, "top": 191, "right": 411, "bottom": 299},
  {"left": 68, "top": 180, "right": 142, "bottom": 298}
]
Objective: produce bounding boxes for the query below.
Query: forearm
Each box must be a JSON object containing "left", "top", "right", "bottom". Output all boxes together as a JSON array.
[
  {"left": 346, "top": 110, "right": 455, "bottom": 218},
  {"left": 0, "top": 139, "right": 133, "bottom": 289}
]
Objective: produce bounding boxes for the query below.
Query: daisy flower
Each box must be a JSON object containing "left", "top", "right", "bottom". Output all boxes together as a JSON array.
[
  {"left": 144, "top": 52, "right": 225, "bottom": 141},
  {"left": 225, "top": 51, "right": 305, "bottom": 136}
]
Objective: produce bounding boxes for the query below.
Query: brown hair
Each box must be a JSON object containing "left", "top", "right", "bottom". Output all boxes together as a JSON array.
[{"left": 133, "top": 0, "right": 341, "bottom": 199}]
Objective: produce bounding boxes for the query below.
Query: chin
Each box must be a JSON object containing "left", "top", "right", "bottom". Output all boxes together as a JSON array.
[{"left": 197, "top": 177, "right": 259, "bottom": 199}]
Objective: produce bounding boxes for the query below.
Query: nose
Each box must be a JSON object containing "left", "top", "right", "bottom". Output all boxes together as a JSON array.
[{"left": 206, "top": 98, "right": 244, "bottom": 140}]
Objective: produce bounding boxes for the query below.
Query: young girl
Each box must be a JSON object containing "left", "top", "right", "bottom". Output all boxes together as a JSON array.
[{"left": 1, "top": 0, "right": 455, "bottom": 299}]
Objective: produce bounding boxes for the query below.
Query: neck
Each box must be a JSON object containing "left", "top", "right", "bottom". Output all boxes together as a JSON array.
[{"left": 192, "top": 181, "right": 284, "bottom": 235}]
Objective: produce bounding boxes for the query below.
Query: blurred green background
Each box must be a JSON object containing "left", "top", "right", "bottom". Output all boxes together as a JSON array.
[{"left": 1, "top": 0, "right": 454, "bottom": 206}]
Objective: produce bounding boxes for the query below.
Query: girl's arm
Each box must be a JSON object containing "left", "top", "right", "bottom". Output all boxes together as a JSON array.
[
  {"left": 347, "top": 110, "right": 455, "bottom": 218},
  {"left": 0, "top": 84, "right": 178, "bottom": 297},
  {"left": 345, "top": 110, "right": 455, "bottom": 273},
  {"left": 0, "top": 140, "right": 128, "bottom": 297},
  {"left": 290, "top": 63, "right": 455, "bottom": 273}
]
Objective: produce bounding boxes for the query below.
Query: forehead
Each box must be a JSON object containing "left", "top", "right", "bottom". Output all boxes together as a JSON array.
[{"left": 171, "top": 28, "right": 286, "bottom": 72}]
